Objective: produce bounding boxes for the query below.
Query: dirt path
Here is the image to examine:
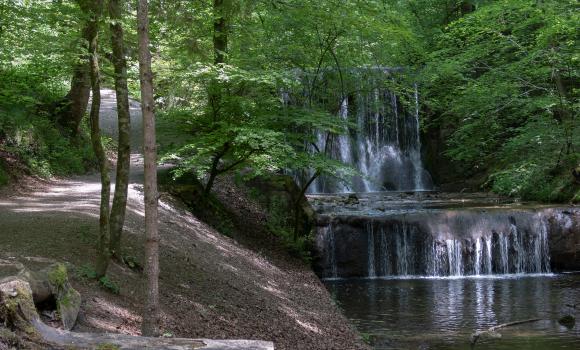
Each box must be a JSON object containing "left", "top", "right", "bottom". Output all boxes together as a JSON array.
[{"left": 0, "top": 91, "right": 368, "bottom": 349}]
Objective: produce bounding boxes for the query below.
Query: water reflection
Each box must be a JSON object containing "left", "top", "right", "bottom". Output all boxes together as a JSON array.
[{"left": 326, "top": 275, "right": 580, "bottom": 349}]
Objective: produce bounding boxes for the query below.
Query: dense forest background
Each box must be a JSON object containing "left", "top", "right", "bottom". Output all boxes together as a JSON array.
[{"left": 0, "top": 0, "right": 578, "bottom": 202}]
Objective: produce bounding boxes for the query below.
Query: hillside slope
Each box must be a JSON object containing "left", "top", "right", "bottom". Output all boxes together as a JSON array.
[{"left": 0, "top": 90, "right": 367, "bottom": 350}]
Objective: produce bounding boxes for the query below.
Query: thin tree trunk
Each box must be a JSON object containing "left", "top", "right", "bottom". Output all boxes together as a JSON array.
[
  {"left": 213, "top": 0, "right": 228, "bottom": 65},
  {"left": 137, "top": 0, "right": 160, "bottom": 337},
  {"left": 108, "top": 0, "right": 131, "bottom": 260},
  {"left": 84, "top": 0, "right": 110, "bottom": 278},
  {"left": 293, "top": 172, "right": 319, "bottom": 241}
]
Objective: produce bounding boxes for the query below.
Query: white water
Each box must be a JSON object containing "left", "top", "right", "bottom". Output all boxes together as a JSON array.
[
  {"left": 307, "top": 77, "right": 432, "bottom": 193},
  {"left": 323, "top": 211, "right": 553, "bottom": 278}
]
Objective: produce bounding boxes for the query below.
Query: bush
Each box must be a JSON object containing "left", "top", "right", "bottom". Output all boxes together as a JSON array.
[
  {"left": 488, "top": 156, "right": 579, "bottom": 202},
  {"left": 0, "top": 67, "right": 96, "bottom": 177}
]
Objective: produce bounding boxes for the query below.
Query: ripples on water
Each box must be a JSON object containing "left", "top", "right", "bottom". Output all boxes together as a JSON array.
[{"left": 325, "top": 274, "right": 580, "bottom": 349}]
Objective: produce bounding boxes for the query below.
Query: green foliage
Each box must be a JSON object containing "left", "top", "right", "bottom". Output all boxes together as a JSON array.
[
  {"left": 360, "top": 332, "right": 372, "bottom": 345},
  {"left": 264, "top": 195, "right": 313, "bottom": 263},
  {"left": 157, "top": 170, "right": 236, "bottom": 236},
  {"left": 48, "top": 264, "right": 68, "bottom": 289},
  {"left": 98, "top": 276, "right": 120, "bottom": 295},
  {"left": 77, "top": 265, "right": 120, "bottom": 294},
  {"left": 421, "top": 0, "right": 579, "bottom": 201},
  {"left": 160, "top": 64, "right": 294, "bottom": 187},
  {"left": 77, "top": 264, "right": 98, "bottom": 280},
  {"left": 0, "top": 67, "right": 95, "bottom": 177}
]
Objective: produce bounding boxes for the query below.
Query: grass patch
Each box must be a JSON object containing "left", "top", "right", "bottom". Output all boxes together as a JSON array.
[{"left": 77, "top": 265, "right": 121, "bottom": 294}]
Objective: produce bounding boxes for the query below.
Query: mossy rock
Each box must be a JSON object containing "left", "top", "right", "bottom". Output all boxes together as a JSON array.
[
  {"left": 0, "top": 278, "right": 42, "bottom": 337},
  {"left": 46, "top": 264, "right": 81, "bottom": 331},
  {"left": 47, "top": 264, "right": 68, "bottom": 288},
  {"left": 18, "top": 264, "right": 81, "bottom": 330}
]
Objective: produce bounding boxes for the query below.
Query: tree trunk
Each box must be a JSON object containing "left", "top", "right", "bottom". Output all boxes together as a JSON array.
[
  {"left": 137, "top": 0, "right": 160, "bottom": 337},
  {"left": 84, "top": 0, "right": 111, "bottom": 279},
  {"left": 108, "top": 0, "right": 131, "bottom": 260},
  {"left": 60, "top": 63, "right": 91, "bottom": 138},
  {"left": 293, "top": 172, "right": 319, "bottom": 241},
  {"left": 213, "top": 0, "right": 228, "bottom": 65}
]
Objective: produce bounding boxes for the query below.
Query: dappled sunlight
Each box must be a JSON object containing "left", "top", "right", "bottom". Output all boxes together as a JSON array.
[
  {"left": 279, "top": 305, "right": 322, "bottom": 335},
  {"left": 259, "top": 282, "right": 290, "bottom": 303},
  {"left": 219, "top": 262, "right": 239, "bottom": 273},
  {"left": 83, "top": 296, "right": 142, "bottom": 335}
]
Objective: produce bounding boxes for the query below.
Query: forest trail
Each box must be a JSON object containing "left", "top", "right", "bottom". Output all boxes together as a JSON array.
[{"left": 0, "top": 91, "right": 368, "bottom": 349}]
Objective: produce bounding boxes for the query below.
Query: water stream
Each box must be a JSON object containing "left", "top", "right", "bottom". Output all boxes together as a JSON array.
[
  {"left": 326, "top": 274, "right": 580, "bottom": 349},
  {"left": 305, "top": 76, "right": 578, "bottom": 348}
]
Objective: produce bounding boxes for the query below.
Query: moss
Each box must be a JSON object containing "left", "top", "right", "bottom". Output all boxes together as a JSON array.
[
  {"left": 96, "top": 343, "right": 121, "bottom": 350},
  {"left": 47, "top": 264, "right": 68, "bottom": 289},
  {"left": 59, "top": 289, "right": 73, "bottom": 307}
]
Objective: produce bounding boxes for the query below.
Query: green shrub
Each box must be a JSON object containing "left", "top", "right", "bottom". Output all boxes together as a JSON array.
[
  {"left": 266, "top": 196, "right": 313, "bottom": 263},
  {"left": 77, "top": 264, "right": 121, "bottom": 294},
  {"left": 0, "top": 66, "right": 96, "bottom": 178},
  {"left": 488, "top": 156, "right": 579, "bottom": 202}
]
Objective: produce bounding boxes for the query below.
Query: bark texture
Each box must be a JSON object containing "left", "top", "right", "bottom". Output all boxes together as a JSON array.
[
  {"left": 84, "top": 0, "right": 111, "bottom": 278},
  {"left": 59, "top": 64, "right": 91, "bottom": 137},
  {"left": 137, "top": 0, "right": 160, "bottom": 337},
  {"left": 108, "top": 0, "right": 132, "bottom": 259}
]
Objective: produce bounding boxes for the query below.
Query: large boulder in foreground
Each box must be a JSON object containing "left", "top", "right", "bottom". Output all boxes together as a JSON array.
[{"left": 0, "top": 262, "right": 81, "bottom": 331}]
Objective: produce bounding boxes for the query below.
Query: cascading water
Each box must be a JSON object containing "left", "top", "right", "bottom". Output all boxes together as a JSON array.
[
  {"left": 302, "top": 71, "right": 577, "bottom": 281},
  {"left": 304, "top": 72, "right": 432, "bottom": 193},
  {"left": 315, "top": 206, "right": 561, "bottom": 279}
]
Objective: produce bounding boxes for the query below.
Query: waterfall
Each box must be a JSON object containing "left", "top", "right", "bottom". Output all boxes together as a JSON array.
[
  {"left": 446, "top": 240, "right": 463, "bottom": 276},
  {"left": 411, "top": 84, "right": 424, "bottom": 190},
  {"left": 320, "top": 225, "right": 339, "bottom": 279},
  {"left": 474, "top": 237, "right": 482, "bottom": 275},
  {"left": 498, "top": 233, "right": 509, "bottom": 274},
  {"left": 368, "top": 223, "right": 376, "bottom": 278},
  {"left": 304, "top": 71, "right": 432, "bottom": 193},
  {"left": 320, "top": 209, "right": 556, "bottom": 278},
  {"left": 484, "top": 237, "right": 492, "bottom": 274}
]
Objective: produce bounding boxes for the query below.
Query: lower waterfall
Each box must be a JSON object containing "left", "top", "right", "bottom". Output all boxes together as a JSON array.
[{"left": 316, "top": 207, "right": 559, "bottom": 278}]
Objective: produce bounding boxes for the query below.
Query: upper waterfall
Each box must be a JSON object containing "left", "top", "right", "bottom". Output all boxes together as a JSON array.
[{"left": 302, "top": 71, "right": 432, "bottom": 193}]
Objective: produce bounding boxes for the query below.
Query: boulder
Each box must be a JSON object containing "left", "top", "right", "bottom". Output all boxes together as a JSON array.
[
  {"left": 0, "top": 268, "right": 274, "bottom": 350},
  {"left": 0, "top": 262, "right": 81, "bottom": 330}
]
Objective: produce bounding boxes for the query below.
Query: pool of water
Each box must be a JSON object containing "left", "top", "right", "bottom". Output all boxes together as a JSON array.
[{"left": 325, "top": 274, "right": 580, "bottom": 349}]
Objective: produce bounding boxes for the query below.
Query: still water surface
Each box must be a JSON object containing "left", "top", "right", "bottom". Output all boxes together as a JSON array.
[{"left": 325, "top": 274, "right": 580, "bottom": 349}]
